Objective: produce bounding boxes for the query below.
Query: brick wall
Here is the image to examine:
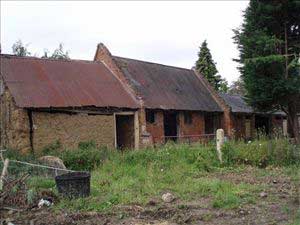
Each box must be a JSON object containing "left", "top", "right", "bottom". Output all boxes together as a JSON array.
[
  {"left": 145, "top": 110, "right": 206, "bottom": 144},
  {"left": 94, "top": 43, "right": 148, "bottom": 148},
  {"left": 178, "top": 112, "right": 205, "bottom": 136},
  {"left": 231, "top": 113, "right": 255, "bottom": 139},
  {"left": 0, "top": 84, "right": 31, "bottom": 153},
  {"left": 193, "top": 70, "right": 233, "bottom": 137},
  {"left": 146, "top": 110, "right": 164, "bottom": 144},
  {"left": 32, "top": 112, "right": 115, "bottom": 152}
]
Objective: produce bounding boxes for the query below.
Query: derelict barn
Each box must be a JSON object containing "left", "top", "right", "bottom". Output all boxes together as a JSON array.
[
  {"left": 94, "top": 44, "right": 223, "bottom": 145},
  {"left": 0, "top": 54, "right": 139, "bottom": 153},
  {"left": 218, "top": 93, "right": 287, "bottom": 139},
  {"left": 0, "top": 44, "right": 291, "bottom": 153}
]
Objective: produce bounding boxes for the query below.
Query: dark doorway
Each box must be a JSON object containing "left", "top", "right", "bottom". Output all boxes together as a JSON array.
[
  {"left": 205, "top": 113, "right": 220, "bottom": 134},
  {"left": 255, "top": 115, "right": 270, "bottom": 135},
  {"left": 164, "top": 111, "right": 178, "bottom": 142},
  {"left": 116, "top": 114, "right": 135, "bottom": 150}
]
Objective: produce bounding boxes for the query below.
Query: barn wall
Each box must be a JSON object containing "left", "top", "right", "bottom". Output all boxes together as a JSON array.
[
  {"left": 146, "top": 110, "right": 164, "bottom": 144},
  {"left": 145, "top": 110, "right": 207, "bottom": 144},
  {"left": 178, "top": 111, "right": 205, "bottom": 136},
  {"left": 232, "top": 113, "right": 255, "bottom": 139},
  {"left": 0, "top": 84, "right": 31, "bottom": 153},
  {"left": 32, "top": 112, "right": 115, "bottom": 152}
]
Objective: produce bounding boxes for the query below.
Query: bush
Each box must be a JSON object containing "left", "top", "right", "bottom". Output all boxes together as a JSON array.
[
  {"left": 60, "top": 142, "right": 110, "bottom": 171},
  {"left": 222, "top": 138, "right": 300, "bottom": 167},
  {"left": 41, "top": 140, "right": 62, "bottom": 156}
]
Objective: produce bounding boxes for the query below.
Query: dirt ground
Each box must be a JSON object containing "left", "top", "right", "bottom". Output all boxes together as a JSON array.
[{"left": 1, "top": 167, "right": 299, "bottom": 225}]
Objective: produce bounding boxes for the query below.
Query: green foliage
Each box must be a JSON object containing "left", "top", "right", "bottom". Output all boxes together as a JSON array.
[
  {"left": 27, "top": 176, "right": 56, "bottom": 190},
  {"left": 195, "top": 40, "right": 228, "bottom": 92},
  {"left": 218, "top": 79, "right": 229, "bottom": 93},
  {"left": 4, "top": 140, "right": 299, "bottom": 213},
  {"left": 233, "top": 0, "right": 300, "bottom": 140},
  {"left": 55, "top": 143, "right": 260, "bottom": 212},
  {"left": 42, "top": 140, "right": 62, "bottom": 156},
  {"left": 222, "top": 138, "right": 300, "bottom": 167},
  {"left": 60, "top": 141, "right": 110, "bottom": 171},
  {"left": 42, "top": 43, "right": 70, "bottom": 60},
  {"left": 12, "top": 39, "right": 31, "bottom": 56}
]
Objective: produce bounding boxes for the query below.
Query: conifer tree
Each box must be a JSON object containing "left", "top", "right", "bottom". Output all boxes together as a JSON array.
[
  {"left": 195, "top": 40, "right": 225, "bottom": 91},
  {"left": 234, "top": 0, "right": 300, "bottom": 142}
]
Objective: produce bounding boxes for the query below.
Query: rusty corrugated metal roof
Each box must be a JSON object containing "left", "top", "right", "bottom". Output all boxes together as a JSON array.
[
  {"left": 113, "top": 56, "right": 222, "bottom": 112},
  {"left": 0, "top": 54, "right": 138, "bottom": 109}
]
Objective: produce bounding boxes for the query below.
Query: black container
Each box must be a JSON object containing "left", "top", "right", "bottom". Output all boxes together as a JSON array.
[{"left": 55, "top": 172, "right": 90, "bottom": 198}]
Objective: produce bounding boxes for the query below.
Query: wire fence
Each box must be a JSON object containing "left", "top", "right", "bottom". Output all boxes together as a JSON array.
[
  {"left": 153, "top": 133, "right": 216, "bottom": 145},
  {"left": 0, "top": 150, "right": 77, "bottom": 209}
]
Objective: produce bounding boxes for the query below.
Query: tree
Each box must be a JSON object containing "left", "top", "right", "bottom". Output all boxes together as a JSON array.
[
  {"left": 228, "top": 77, "right": 246, "bottom": 96},
  {"left": 195, "top": 40, "right": 224, "bottom": 91},
  {"left": 12, "top": 40, "right": 31, "bottom": 56},
  {"left": 219, "top": 78, "right": 229, "bottom": 93},
  {"left": 42, "top": 43, "right": 70, "bottom": 60},
  {"left": 234, "top": 0, "right": 300, "bottom": 143}
]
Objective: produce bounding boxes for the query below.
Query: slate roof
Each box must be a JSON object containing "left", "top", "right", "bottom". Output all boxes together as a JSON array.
[
  {"left": 219, "top": 93, "right": 287, "bottom": 116},
  {"left": 0, "top": 54, "right": 138, "bottom": 109},
  {"left": 219, "top": 93, "right": 253, "bottom": 113},
  {"left": 113, "top": 56, "right": 222, "bottom": 112}
]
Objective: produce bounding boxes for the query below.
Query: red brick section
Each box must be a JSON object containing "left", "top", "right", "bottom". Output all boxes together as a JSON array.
[
  {"left": 193, "top": 70, "right": 234, "bottom": 137},
  {"left": 178, "top": 112, "right": 205, "bottom": 137},
  {"left": 93, "top": 43, "right": 140, "bottom": 102},
  {"left": 147, "top": 111, "right": 164, "bottom": 144},
  {"left": 93, "top": 43, "right": 149, "bottom": 147},
  {"left": 146, "top": 110, "right": 206, "bottom": 144},
  {"left": 230, "top": 113, "right": 255, "bottom": 139}
]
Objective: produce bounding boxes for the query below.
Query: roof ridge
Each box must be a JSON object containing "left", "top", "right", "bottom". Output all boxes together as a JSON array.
[
  {"left": 113, "top": 55, "right": 193, "bottom": 72},
  {"left": 0, "top": 54, "right": 98, "bottom": 64}
]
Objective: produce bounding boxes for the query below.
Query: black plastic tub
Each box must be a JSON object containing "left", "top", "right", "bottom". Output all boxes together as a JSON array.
[{"left": 55, "top": 172, "right": 90, "bottom": 198}]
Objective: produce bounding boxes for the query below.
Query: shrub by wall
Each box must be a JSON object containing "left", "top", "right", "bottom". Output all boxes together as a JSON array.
[{"left": 222, "top": 138, "right": 300, "bottom": 167}]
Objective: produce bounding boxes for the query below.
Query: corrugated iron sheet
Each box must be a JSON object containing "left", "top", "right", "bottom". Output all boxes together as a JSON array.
[
  {"left": 114, "top": 56, "right": 222, "bottom": 112},
  {"left": 0, "top": 55, "right": 138, "bottom": 109}
]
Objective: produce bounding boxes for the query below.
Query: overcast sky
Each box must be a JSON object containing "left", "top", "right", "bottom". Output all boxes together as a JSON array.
[{"left": 1, "top": 1, "right": 249, "bottom": 84}]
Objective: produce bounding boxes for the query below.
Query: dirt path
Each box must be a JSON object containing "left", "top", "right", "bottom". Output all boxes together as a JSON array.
[{"left": 2, "top": 167, "right": 299, "bottom": 225}]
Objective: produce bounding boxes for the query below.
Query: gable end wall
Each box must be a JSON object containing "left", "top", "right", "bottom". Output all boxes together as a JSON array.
[{"left": 0, "top": 79, "right": 31, "bottom": 153}]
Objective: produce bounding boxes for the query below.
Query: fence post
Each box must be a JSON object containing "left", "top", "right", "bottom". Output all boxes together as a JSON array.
[
  {"left": 0, "top": 158, "right": 9, "bottom": 191},
  {"left": 216, "top": 129, "right": 224, "bottom": 164}
]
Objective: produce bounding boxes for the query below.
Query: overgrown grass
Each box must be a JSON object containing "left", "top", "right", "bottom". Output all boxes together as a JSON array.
[
  {"left": 3, "top": 138, "right": 299, "bottom": 213},
  {"left": 222, "top": 137, "right": 300, "bottom": 167},
  {"left": 55, "top": 143, "right": 260, "bottom": 212}
]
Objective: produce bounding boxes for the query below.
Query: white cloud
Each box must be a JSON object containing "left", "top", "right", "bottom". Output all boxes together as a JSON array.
[{"left": 0, "top": 1, "right": 248, "bottom": 83}]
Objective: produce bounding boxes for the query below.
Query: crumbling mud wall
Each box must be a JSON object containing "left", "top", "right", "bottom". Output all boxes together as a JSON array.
[
  {"left": 31, "top": 112, "right": 115, "bottom": 152},
  {"left": 0, "top": 86, "right": 31, "bottom": 153}
]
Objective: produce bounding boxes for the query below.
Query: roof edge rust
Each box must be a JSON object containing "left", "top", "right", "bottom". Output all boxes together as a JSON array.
[{"left": 0, "top": 53, "right": 139, "bottom": 109}]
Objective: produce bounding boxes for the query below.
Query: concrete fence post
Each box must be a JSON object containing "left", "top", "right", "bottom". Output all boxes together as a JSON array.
[{"left": 216, "top": 129, "right": 224, "bottom": 164}]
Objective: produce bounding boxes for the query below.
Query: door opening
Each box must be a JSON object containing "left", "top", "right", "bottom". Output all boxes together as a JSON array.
[
  {"left": 164, "top": 111, "right": 178, "bottom": 142},
  {"left": 205, "top": 113, "right": 220, "bottom": 134},
  {"left": 115, "top": 114, "right": 135, "bottom": 150},
  {"left": 255, "top": 115, "right": 270, "bottom": 135}
]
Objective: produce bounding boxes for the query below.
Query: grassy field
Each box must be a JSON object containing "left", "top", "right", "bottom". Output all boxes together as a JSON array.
[
  {"left": 3, "top": 139, "right": 300, "bottom": 224},
  {"left": 55, "top": 143, "right": 260, "bottom": 212}
]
